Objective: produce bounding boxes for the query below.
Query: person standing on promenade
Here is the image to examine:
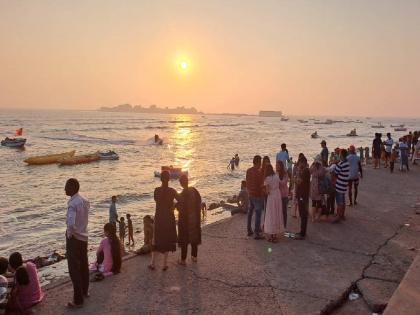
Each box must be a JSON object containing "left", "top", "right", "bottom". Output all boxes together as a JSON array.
[
  {"left": 383, "top": 133, "right": 394, "bottom": 168},
  {"left": 347, "top": 145, "right": 363, "bottom": 206},
  {"left": 412, "top": 131, "right": 419, "bottom": 164},
  {"left": 177, "top": 175, "right": 202, "bottom": 265},
  {"left": 294, "top": 155, "right": 310, "bottom": 240},
  {"left": 263, "top": 164, "right": 283, "bottom": 242},
  {"left": 309, "top": 155, "right": 326, "bottom": 222},
  {"left": 320, "top": 140, "right": 329, "bottom": 167},
  {"left": 149, "top": 171, "right": 179, "bottom": 271},
  {"left": 246, "top": 155, "right": 264, "bottom": 239},
  {"left": 276, "top": 161, "right": 289, "bottom": 229},
  {"left": 372, "top": 133, "right": 382, "bottom": 169},
  {"left": 65, "top": 178, "right": 90, "bottom": 309},
  {"left": 109, "top": 196, "right": 119, "bottom": 229},
  {"left": 399, "top": 137, "right": 410, "bottom": 171},
  {"left": 333, "top": 150, "right": 350, "bottom": 223}
]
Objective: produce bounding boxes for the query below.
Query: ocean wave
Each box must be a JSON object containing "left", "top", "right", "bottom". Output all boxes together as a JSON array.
[
  {"left": 96, "top": 192, "right": 152, "bottom": 207},
  {"left": 40, "top": 133, "right": 136, "bottom": 145}
]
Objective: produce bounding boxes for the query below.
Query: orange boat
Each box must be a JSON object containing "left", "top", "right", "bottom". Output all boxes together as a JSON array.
[{"left": 60, "top": 154, "right": 100, "bottom": 166}]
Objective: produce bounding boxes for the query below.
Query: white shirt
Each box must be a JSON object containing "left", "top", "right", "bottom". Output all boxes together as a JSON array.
[
  {"left": 384, "top": 138, "right": 394, "bottom": 153},
  {"left": 66, "top": 193, "right": 90, "bottom": 242}
]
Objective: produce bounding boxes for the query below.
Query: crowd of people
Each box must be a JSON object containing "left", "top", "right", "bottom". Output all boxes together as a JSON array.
[{"left": 1, "top": 130, "right": 418, "bottom": 313}]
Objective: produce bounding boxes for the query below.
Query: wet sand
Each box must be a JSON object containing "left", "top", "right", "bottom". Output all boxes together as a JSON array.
[{"left": 34, "top": 164, "right": 420, "bottom": 314}]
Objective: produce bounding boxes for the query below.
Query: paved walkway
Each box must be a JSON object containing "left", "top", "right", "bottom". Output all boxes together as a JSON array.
[{"left": 34, "top": 165, "right": 420, "bottom": 314}]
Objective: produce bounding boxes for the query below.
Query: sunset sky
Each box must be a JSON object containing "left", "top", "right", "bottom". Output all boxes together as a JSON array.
[{"left": 1, "top": 0, "right": 419, "bottom": 116}]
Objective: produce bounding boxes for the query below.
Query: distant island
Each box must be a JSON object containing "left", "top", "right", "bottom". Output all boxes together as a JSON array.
[{"left": 99, "top": 104, "right": 203, "bottom": 115}]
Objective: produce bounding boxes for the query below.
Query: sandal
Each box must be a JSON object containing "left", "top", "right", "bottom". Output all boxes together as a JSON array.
[
  {"left": 162, "top": 266, "right": 168, "bottom": 271},
  {"left": 148, "top": 264, "right": 155, "bottom": 270}
]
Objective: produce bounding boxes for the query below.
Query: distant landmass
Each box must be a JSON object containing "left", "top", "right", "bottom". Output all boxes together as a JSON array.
[{"left": 99, "top": 104, "right": 203, "bottom": 114}]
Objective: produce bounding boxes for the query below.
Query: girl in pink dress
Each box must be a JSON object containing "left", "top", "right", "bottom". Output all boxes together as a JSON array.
[{"left": 91, "top": 223, "right": 122, "bottom": 277}]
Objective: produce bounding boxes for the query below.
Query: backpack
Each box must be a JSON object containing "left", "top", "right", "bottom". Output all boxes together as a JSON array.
[{"left": 318, "top": 175, "right": 334, "bottom": 195}]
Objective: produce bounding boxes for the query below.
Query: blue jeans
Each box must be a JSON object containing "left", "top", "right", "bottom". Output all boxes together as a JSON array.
[{"left": 247, "top": 196, "right": 264, "bottom": 234}]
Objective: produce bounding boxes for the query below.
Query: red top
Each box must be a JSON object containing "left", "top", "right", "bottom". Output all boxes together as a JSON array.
[{"left": 246, "top": 166, "right": 264, "bottom": 198}]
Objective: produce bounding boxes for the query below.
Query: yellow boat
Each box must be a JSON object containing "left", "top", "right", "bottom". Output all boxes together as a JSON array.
[{"left": 24, "top": 150, "right": 76, "bottom": 165}]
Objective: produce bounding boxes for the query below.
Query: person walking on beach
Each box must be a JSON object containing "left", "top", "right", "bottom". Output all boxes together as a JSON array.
[
  {"left": 246, "top": 155, "right": 264, "bottom": 239},
  {"left": 177, "top": 175, "right": 202, "bottom": 265},
  {"left": 347, "top": 145, "right": 363, "bottom": 206},
  {"left": 109, "top": 196, "right": 119, "bottom": 229},
  {"left": 126, "top": 214, "right": 134, "bottom": 246},
  {"left": 320, "top": 140, "right": 329, "bottom": 167},
  {"left": 333, "top": 150, "right": 350, "bottom": 223},
  {"left": 399, "top": 137, "right": 410, "bottom": 171},
  {"left": 263, "top": 164, "right": 284, "bottom": 242},
  {"left": 276, "top": 161, "right": 289, "bottom": 229},
  {"left": 384, "top": 133, "right": 394, "bottom": 168},
  {"left": 372, "top": 133, "right": 382, "bottom": 169},
  {"left": 65, "top": 178, "right": 90, "bottom": 309},
  {"left": 294, "top": 155, "right": 310, "bottom": 240},
  {"left": 149, "top": 171, "right": 179, "bottom": 271}
]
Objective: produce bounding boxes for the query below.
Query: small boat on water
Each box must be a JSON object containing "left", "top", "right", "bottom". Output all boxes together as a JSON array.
[
  {"left": 346, "top": 129, "right": 358, "bottom": 137},
  {"left": 60, "top": 153, "right": 100, "bottom": 166},
  {"left": 1, "top": 137, "right": 26, "bottom": 148},
  {"left": 391, "top": 124, "right": 405, "bottom": 128},
  {"left": 394, "top": 127, "right": 407, "bottom": 132},
  {"left": 98, "top": 150, "right": 119, "bottom": 160},
  {"left": 311, "top": 132, "right": 319, "bottom": 139},
  {"left": 154, "top": 166, "right": 188, "bottom": 179},
  {"left": 314, "top": 119, "right": 333, "bottom": 125},
  {"left": 24, "top": 150, "right": 76, "bottom": 165},
  {"left": 297, "top": 119, "right": 308, "bottom": 123},
  {"left": 281, "top": 117, "right": 289, "bottom": 121},
  {"left": 371, "top": 122, "right": 385, "bottom": 128}
]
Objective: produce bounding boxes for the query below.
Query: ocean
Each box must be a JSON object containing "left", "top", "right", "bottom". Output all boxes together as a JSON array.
[{"left": 1, "top": 110, "right": 419, "bottom": 259}]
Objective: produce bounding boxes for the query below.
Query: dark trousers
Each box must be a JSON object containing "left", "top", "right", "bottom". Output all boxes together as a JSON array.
[
  {"left": 298, "top": 198, "right": 309, "bottom": 237},
  {"left": 390, "top": 161, "right": 394, "bottom": 173},
  {"left": 326, "top": 191, "right": 335, "bottom": 215},
  {"left": 247, "top": 197, "right": 264, "bottom": 235},
  {"left": 66, "top": 237, "right": 89, "bottom": 305},
  {"left": 282, "top": 197, "right": 288, "bottom": 228},
  {"left": 181, "top": 243, "right": 198, "bottom": 260},
  {"left": 348, "top": 179, "right": 359, "bottom": 204}
]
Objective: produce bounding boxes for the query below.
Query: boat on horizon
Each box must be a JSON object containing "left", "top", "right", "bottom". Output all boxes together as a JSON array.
[
  {"left": 390, "top": 124, "right": 405, "bottom": 128},
  {"left": 371, "top": 122, "right": 385, "bottom": 129}
]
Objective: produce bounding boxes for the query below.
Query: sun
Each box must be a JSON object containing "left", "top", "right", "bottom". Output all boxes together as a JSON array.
[{"left": 179, "top": 60, "right": 188, "bottom": 71}]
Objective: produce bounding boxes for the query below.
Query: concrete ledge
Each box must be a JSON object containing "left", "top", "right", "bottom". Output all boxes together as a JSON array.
[{"left": 383, "top": 252, "right": 420, "bottom": 315}]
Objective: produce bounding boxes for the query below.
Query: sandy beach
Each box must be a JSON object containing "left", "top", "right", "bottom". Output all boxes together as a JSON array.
[{"left": 31, "top": 164, "right": 420, "bottom": 315}]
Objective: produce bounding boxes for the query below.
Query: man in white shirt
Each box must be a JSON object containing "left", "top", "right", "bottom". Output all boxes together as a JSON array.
[
  {"left": 65, "top": 178, "right": 90, "bottom": 309},
  {"left": 384, "top": 133, "right": 394, "bottom": 168}
]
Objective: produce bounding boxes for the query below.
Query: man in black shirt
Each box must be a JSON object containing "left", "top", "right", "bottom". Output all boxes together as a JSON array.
[
  {"left": 295, "top": 155, "right": 310, "bottom": 240},
  {"left": 320, "top": 140, "right": 329, "bottom": 167}
]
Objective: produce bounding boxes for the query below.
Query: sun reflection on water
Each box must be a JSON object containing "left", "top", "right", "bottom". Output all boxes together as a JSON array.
[{"left": 172, "top": 115, "right": 195, "bottom": 173}]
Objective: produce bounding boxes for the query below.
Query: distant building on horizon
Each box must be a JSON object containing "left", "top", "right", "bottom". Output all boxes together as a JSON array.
[
  {"left": 259, "top": 110, "right": 283, "bottom": 117},
  {"left": 99, "top": 104, "right": 202, "bottom": 115}
]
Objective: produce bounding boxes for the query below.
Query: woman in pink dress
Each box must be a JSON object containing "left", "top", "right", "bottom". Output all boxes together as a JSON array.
[
  {"left": 263, "top": 164, "right": 284, "bottom": 242},
  {"left": 92, "top": 223, "right": 122, "bottom": 277}
]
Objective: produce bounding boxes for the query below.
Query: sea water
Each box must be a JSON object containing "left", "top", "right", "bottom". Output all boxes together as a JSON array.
[{"left": 0, "top": 110, "right": 418, "bottom": 258}]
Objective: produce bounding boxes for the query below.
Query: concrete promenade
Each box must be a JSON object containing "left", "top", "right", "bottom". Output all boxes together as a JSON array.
[{"left": 34, "top": 165, "right": 420, "bottom": 314}]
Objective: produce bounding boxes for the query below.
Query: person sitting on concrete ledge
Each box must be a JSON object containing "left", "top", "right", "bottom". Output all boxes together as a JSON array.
[{"left": 231, "top": 180, "right": 248, "bottom": 215}]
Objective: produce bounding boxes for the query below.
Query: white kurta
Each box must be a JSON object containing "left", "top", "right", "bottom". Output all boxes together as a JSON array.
[{"left": 263, "top": 174, "right": 284, "bottom": 234}]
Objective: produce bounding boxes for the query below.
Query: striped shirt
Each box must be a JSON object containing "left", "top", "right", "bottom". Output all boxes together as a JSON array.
[{"left": 334, "top": 160, "right": 350, "bottom": 193}]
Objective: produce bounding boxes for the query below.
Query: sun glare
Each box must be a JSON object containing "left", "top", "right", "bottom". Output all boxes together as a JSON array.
[{"left": 180, "top": 61, "right": 188, "bottom": 70}]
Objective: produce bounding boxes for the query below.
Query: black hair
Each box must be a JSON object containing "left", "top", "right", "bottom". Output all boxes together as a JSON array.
[
  {"left": 253, "top": 155, "right": 262, "bottom": 165},
  {"left": 104, "top": 223, "right": 122, "bottom": 274},
  {"left": 120, "top": 217, "right": 124, "bottom": 221},
  {"left": 160, "top": 170, "right": 170, "bottom": 183},
  {"left": 9, "top": 252, "right": 23, "bottom": 270},
  {"left": 15, "top": 266, "right": 30, "bottom": 286},
  {"left": 281, "top": 143, "right": 286, "bottom": 149},
  {"left": 0, "top": 257, "right": 8, "bottom": 274},
  {"left": 298, "top": 155, "right": 307, "bottom": 165},
  {"left": 241, "top": 180, "right": 246, "bottom": 188},
  {"left": 264, "top": 164, "right": 275, "bottom": 177},
  {"left": 66, "top": 178, "right": 80, "bottom": 193},
  {"left": 143, "top": 215, "right": 154, "bottom": 224},
  {"left": 340, "top": 149, "right": 348, "bottom": 159},
  {"left": 126, "top": 213, "right": 131, "bottom": 218}
]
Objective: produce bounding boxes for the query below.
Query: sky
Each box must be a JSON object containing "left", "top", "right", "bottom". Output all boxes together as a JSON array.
[{"left": 0, "top": 0, "right": 419, "bottom": 116}]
